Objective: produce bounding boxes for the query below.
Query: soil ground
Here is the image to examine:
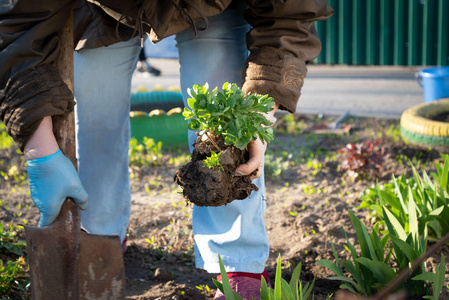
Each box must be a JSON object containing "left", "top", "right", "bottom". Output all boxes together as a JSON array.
[{"left": 1, "top": 113, "right": 448, "bottom": 299}]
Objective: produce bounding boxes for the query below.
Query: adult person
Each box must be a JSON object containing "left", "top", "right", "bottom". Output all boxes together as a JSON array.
[{"left": 0, "top": 1, "right": 333, "bottom": 299}]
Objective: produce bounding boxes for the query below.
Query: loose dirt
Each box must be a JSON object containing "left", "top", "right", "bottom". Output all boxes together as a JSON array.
[
  {"left": 1, "top": 114, "right": 448, "bottom": 299},
  {"left": 175, "top": 134, "right": 257, "bottom": 207}
]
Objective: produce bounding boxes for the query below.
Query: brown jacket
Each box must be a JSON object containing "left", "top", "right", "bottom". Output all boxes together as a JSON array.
[{"left": 0, "top": 0, "right": 333, "bottom": 151}]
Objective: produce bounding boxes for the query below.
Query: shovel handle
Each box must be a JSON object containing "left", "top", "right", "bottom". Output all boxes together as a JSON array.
[
  {"left": 51, "top": 9, "right": 79, "bottom": 223},
  {"left": 52, "top": 9, "right": 76, "bottom": 167}
]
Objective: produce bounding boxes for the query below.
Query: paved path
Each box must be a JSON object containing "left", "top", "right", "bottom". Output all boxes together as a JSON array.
[
  {"left": 299, "top": 65, "right": 424, "bottom": 119},
  {"left": 131, "top": 59, "right": 426, "bottom": 119}
]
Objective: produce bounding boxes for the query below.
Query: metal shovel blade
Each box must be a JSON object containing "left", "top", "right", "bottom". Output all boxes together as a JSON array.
[{"left": 25, "top": 200, "right": 125, "bottom": 300}]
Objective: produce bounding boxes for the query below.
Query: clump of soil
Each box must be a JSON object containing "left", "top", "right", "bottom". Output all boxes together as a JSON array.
[{"left": 174, "top": 134, "right": 257, "bottom": 206}]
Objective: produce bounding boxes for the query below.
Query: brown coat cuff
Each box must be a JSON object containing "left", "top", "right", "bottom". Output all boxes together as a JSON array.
[
  {"left": 242, "top": 47, "right": 306, "bottom": 113},
  {"left": 0, "top": 64, "right": 74, "bottom": 151}
]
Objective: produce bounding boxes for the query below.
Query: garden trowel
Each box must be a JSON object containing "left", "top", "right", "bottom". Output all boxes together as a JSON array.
[{"left": 24, "top": 10, "right": 125, "bottom": 300}]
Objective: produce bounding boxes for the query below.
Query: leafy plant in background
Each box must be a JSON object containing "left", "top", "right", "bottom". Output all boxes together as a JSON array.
[
  {"left": 338, "top": 141, "right": 386, "bottom": 179},
  {"left": 0, "top": 257, "right": 29, "bottom": 297},
  {"left": 128, "top": 137, "right": 163, "bottom": 168},
  {"left": 318, "top": 210, "right": 395, "bottom": 297},
  {"left": 0, "top": 224, "right": 26, "bottom": 256},
  {"left": 318, "top": 207, "right": 444, "bottom": 298},
  {"left": 276, "top": 114, "right": 308, "bottom": 135},
  {"left": 412, "top": 254, "right": 446, "bottom": 300},
  {"left": 182, "top": 82, "right": 275, "bottom": 150},
  {"left": 264, "top": 152, "right": 293, "bottom": 180},
  {"left": 0, "top": 123, "right": 15, "bottom": 151},
  {"left": 358, "top": 154, "right": 449, "bottom": 241},
  {"left": 214, "top": 254, "right": 315, "bottom": 300},
  {"left": 0, "top": 224, "right": 29, "bottom": 297}
]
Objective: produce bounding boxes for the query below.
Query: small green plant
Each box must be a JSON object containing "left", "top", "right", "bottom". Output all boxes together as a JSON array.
[
  {"left": 203, "top": 151, "right": 223, "bottom": 171},
  {"left": 318, "top": 206, "right": 444, "bottom": 298},
  {"left": 0, "top": 224, "right": 26, "bottom": 256},
  {"left": 0, "top": 224, "right": 29, "bottom": 297},
  {"left": 276, "top": 114, "right": 308, "bottom": 135},
  {"left": 0, "top": 257, "right": 29, "bottom": 296},
  {"left": 169, "top": 152, "right": 191, "bottom": 167},
  {"left": 264, "top": 153, "right": 292, "bottom": 180},
  {"left": 128, "top": 137, "right": 163, "bottom": 168},
  {"left": 176, "top": 83, "right": 277, "bottom": 206},
  {"left": 412, "top": 254, "right": 446, "bottom": 300},
  {"left": 214, "top": 254, "right": 314, "bottom": 300},
  {"left": 358, "top": 154, "right": 449, "bottom": 241},
  {"left": 182, "top": 82, "right": 275, "bottom": 150},
  {"left": 0, "top": 123, "right": 15, "bottom": 151},
  {"left": 385, "top": 124, "right": 401, "bottom": 143}
]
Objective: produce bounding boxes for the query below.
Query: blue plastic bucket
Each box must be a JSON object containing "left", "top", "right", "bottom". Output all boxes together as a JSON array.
[{"left": 417, "top": 66, "right": 449, "bottom": 103}]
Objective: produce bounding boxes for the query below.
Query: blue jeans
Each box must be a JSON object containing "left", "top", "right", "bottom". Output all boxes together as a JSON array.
[{"left": 74, "top": 4, "right": 269, "bottom": 274}]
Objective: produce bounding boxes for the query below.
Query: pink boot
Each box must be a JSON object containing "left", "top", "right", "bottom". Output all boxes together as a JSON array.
[{"left": 214, "top": 270, "right": 269, "bottom": 300}]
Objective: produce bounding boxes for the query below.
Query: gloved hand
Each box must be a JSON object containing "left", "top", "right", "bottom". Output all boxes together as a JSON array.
[{"left": 26, "top": 149, "right": 88, "bottom": 227}]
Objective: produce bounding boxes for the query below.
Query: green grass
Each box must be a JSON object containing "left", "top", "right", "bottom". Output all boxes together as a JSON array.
[{"left": 0, "top": 224, "right": 29, "bottom": 298}]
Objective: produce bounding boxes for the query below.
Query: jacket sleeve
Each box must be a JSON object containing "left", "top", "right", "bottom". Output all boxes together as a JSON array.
[
  {"left": 242, "top": 0, "right": 333, "bottom": 113},
  {"left": 0, "top": 0, "right": 75, "bottom": 151}
]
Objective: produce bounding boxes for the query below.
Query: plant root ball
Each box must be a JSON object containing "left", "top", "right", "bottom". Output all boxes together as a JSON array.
[{"left": 174, "top": 135, "right": 258, "bottom": 207}]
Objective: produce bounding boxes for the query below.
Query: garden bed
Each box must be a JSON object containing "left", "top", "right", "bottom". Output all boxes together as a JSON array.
[{"left": 0, "top": 114, "right": 448, "bottom": 299}]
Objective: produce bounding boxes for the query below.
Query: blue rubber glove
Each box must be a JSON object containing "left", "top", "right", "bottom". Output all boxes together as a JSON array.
[{"left": 26, "top": 150, "right": 88, "bottom": 227}]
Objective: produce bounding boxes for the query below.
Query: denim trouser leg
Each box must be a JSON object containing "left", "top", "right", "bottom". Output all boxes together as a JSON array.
[
  {"left": 176, "top": 7, "right": 269, "bottom": 274},
  {"left": 74, "top": 37, "right": 141, "bottom": 242}
]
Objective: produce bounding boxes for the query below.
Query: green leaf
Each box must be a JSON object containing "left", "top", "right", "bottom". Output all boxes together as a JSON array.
[
  {"left": 408, "top": 189, "right": 419, "bottom": 239},
  {"left": 349, "top": 210, "right": 376, "bottom": 259},
  {"left": 383, "top": 206, "right": 407, "bottom": 240},
  {"left": 187, "top": 97, "right": 196, "bottom": 110},
  {"left": 316, "top": 259, "right": 344, "bottom": 276},
  {"left": 281, "top": 278, "right": 295, "bottom": 300},
  {"left": 301, "top": 277, "right": 315, "bottom": 300},
  {"left": 328, "top": 276, "right": 359, "bottom": 290},
  {"left": 377, "top": 189, "right": 402, "bottom": 212},
  {"left": 213, "top": 279, "right": 244, "bottom": 300},
  {"left": 412, "top": 272, "right": 436, "bottom": 283},
  {"left": 274, "top": 254, "right": 282, "bottom": 300},
  {"left": 428, "top": 205, "right": 445, "bottom": 217},
  {"left": 343, "top": 231, "right": 360, "bottom": 264},
  {"left": 389, "top": 235, "right": 416, "bottom": 262},
  {"left": 218, "top": 254, "right": 237, "bottom": 300},
  {"left": 187, "top": 87, "right": 197, "bottom": 98},
  {"left": 260, "top": 276, "right": 270, "bottom": 300},
  {"left": 370, "top": 224, "right": 384, "bottom": 261},
  {"left": 213, "top": 279, "right": 225, "bottom": 294},
  {"left": 329, "top": 237, "right": 343, "bottom": 272},
  {"left": 356, "top": 257, "right": 396, "bottom": 284},
  {"left": 341, "top": 260, "right": 363, "bottom": 293},
  {"left": 439, "top": 154, "right": 449, "bottom": 188},
  {"left": 393, "top": 175, "right": 409, "bottom": 214},
  {"left": 243, "top": 98, "right": 255, "bottom": 107},
  {"left": 289, "top": 261, "right": 302, "bottom": 296},
  {"left": 187, "top": 119, "right": 201, "bottom": 131}
]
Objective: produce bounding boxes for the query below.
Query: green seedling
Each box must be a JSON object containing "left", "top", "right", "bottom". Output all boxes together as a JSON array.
[
  {"left": 0, "top": 257, "right": 29, "bottom": 296},
  {"left": 182, "top": 82, "right": 275, "bottom": 150},
  {"left": 358, "top": 154, "right": 449, "bottom": 241},
  {"left": 318, "top": 206, "right": 443, "bottom": 298},
  {"left": 0, "top": 224, "right": 26, "bottom": 256},
  {"left": 203, "top": 151, "right": 223, "bottom": 171}
]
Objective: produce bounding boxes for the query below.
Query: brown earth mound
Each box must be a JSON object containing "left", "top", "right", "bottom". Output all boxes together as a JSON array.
[{"left": 174, "top": 134, "right": 257, "bottom": 207}]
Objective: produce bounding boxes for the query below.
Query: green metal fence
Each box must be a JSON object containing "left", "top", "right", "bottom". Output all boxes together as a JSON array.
[{"left": 314, "top": 0, "right": 449, "bottom": 66}]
